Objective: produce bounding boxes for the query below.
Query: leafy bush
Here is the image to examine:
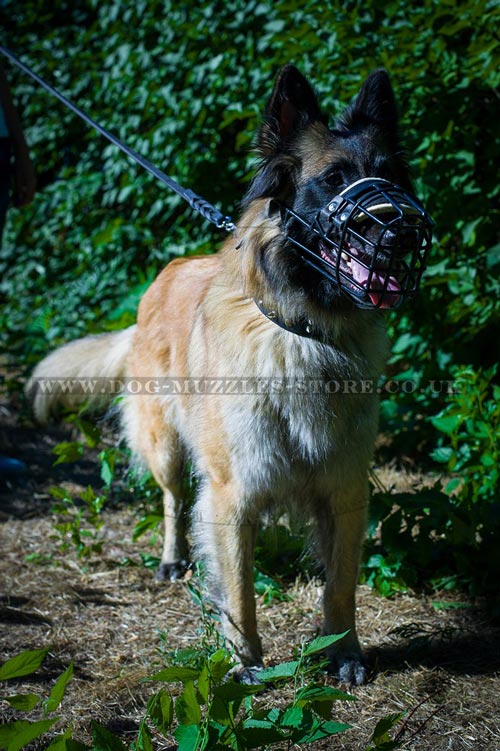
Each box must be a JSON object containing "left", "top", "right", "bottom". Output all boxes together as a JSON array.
[
  {"left": 0, "top": 639, "right": 405, "bottom": 750},
  {"left": 2, "top": 0, "right": 499, "bottom": 376},
  {"left": 430, "top": 365, "right": 499, "bottom": 506},
  {"left": 363, "top": 366, "right": 500, "bottom": 599},
  {"left": 49, "top": 483, "right": 106, "bottom": 558},
  {"left": 429, "top": 365, "right": 500, "bottom": 595},
  {"left": 0, "top": 648, "right": 75, "bottom": 751},
  {"left": 145, "top": 633, "right": 357, "bottom": 750}
]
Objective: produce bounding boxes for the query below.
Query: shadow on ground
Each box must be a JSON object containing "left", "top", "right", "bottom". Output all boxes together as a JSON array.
[{"left": 367, "top": 617, "right": 500, "bottom": 678}]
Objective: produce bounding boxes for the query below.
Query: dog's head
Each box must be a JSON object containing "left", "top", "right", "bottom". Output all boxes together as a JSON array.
[{"left": 241, "top": 65, "right": 432, "bottom": 314}]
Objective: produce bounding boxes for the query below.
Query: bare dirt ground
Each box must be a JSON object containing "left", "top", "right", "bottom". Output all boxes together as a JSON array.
[{"left": 1, "top": 398, "right": 499, "bottom": 750}]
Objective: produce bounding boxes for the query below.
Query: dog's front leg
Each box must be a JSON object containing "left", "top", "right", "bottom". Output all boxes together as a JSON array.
[
  {"left": 315, "top": 494, "right": 368, "bottom": 686},
  {"left": 194, "top": 480, "right": 263, "bottom": 677}
]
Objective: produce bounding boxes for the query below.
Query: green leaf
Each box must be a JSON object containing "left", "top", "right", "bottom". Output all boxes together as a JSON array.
[
  {"left": 100, "top": 457, "right": 114, "bottom": 486},
  {"left": 295, "top": 683, "right": 356, "bottom": 703},
  {"left": 63, "top": 740, "right": 90, "bottom": 750},
  {"left": 281, "top": 706, "right": 304, "bottom": 728},
  {"left": 139, "top": 553, "right": 161, "bottom": 570},
  {"left": 196, "top": 666, "right": 210, "bottom": 704},
  {"left": 52, "top": 441, "right": 85, "bottom": 465},
  {"left": 132, "top": 514, "right": 163, "bottom": 541},
  {"left": 253, "top": 568, "right": 288, "bottom": 603},
  {"left": 370, "top": 712, "right": 404, "bottom": 744},
  {"left": 311, "top": 699, "right": 335, "bottom": 721},
  {"left": 71, "top": 417, "right": 101, "bottom": 448},
  {"left": 174, "top": 723, "right": 201, "bottom": 751},
  {"left": 259, "top": 660, "right": 300, "bottom": 682},
  {"left": 430, "top": 413, "right": 462, "bottom": 434},
  {"left": 430, "top": 447, "right": 454, "bottom": 464},
  {"left": 264, "top": 19, "right": 286, "bottom": 32},
  {"left": 91, "top": 722, "right": 128, "bottom": 751},
  {"left": 302, "top": 632, "right": 349, "bottom": 656},
  {"left": 0, "top": 724, "right": 16, "bottom": 749},
  {"left": 135, "top": 720, "right": 153, "bottom": 751},
  {"left": 480, "top": 453, "right": 495, "bottom": 467},
  {"left": 0, "top": 719, "right": 59, "bottom": 751},
  {"left": 176, "top": 681, "right": 202, "bottom": 726},
  {"left": 147, "top": 690, "right": 174, "bottom": 733},
  {"left": 238, "top": 719, "right": 285, "bottom": 748},
  {"left": 431, "top": 601, "right": 472, "bottom": 610},
  {"left": 4, "top": 693, "right": 40, "bottom": 711},
  {"left": 302, "top": 720, "right": 351, "bottom": 741},
  {"left": 45, "top": 662, "right": 74, "bottom": 713},
  {"left": 208, "top": 696, "right": 232, "bottom": 725},
  {"left": 45, "top": 728, "right": 90, "bottom": 751},
  {"left": 445, "top": 477, "right": 462, "bottom": 494},
  {"left": 207, "top": 649, "right": 233, "bottom": 682},
  {"left": 213, "top": 681, "right": 263, "bottom": 700},
  {"left": 0, "top": 648, "right": 49, "bottom": 681}
]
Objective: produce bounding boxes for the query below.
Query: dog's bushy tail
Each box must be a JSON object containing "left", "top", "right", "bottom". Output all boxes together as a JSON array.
[{"left": 26, "top": 326, "right": 136, "bottom": 424}]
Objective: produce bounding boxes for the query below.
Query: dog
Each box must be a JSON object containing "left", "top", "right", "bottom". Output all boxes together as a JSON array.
[{"left": 28, "top": 64, "right": 431, "bottom": 685}]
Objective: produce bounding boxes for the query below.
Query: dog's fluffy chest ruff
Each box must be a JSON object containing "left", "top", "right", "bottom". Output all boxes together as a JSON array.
[
  {"left": 222, "top": 380, "right": 380, "bottom": 496},
  {"left": 187, "top": 294, "right": 389, "bottom": 493}
]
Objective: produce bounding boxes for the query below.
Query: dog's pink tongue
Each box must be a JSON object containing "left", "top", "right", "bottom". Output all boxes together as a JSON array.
[{"left": 351, "top": 257, "right": 401, "bottom": 308}]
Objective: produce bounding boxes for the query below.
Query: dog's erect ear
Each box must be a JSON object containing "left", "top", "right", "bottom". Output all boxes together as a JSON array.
[
  {"left": 340, "top": 69, "right": 399, "bottom": 132},
  {"left": 258, "top": 64, "right": 326, "bottom": 156},
  {"left": 354, "top": 69, "right": 399, "bottom": 126},
  {"left": 243, "top": 66, "right": 325, "bottom": 205}
]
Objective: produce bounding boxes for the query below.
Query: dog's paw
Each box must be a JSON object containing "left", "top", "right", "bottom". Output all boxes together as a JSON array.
[
  {"left": 329, "top": 654, "right": 368, "bottom": 686},
  {"left": 156, "top": 560, "right": 189, "bottom": 582},
  {"left": 232, "top": 665, "right": 264, "bottom": 685}
]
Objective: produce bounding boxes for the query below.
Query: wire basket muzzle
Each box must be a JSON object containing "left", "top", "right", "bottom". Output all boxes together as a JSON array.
[{"left": 315, "top": 178, "right": 433, "bottom": 309}]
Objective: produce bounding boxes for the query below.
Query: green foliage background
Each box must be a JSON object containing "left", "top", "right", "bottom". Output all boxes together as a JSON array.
[{"left": 1, "top": 0, "right": 499, "bottom": 596}]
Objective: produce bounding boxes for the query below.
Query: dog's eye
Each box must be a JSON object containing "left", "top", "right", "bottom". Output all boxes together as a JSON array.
[{"left": 323, "top": 169, "right": 343, "bottom": 189}]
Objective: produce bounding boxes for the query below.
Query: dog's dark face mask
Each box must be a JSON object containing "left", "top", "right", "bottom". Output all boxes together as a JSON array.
[{"left": 244, "top": 65, "right": 433, "bottom": 313}]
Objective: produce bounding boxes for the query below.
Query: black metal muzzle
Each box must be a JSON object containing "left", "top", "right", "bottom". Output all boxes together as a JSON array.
[{"left": 282, "top": 177, "right": 433, "bottom": 309}]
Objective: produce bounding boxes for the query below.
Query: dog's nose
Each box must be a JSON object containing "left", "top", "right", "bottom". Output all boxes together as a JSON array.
[
  {"left": 378, "top": 223, "right": 419, "bottom": 254},
  {"left": 396, "top": 226, "right": 419, "bottom": 253},
  {"left": 379, "top": 226, "right": 398, "bottom": 248}
]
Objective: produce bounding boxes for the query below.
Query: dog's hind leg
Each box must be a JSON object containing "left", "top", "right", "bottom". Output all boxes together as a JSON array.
[
  {"left": 193, "top": 479, "right": 262, "bottom": 674},
  {"left": 123, "top": 397, "right": 189, "bottom": 581},
  {"left": 313, "top": 488, "right": 369, "bottom": 686},
  {"left": 154, "top": 452, "right": 189, "bottom": 582}
]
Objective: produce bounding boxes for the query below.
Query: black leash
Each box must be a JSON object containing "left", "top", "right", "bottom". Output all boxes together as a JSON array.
[{"left": 0, "top": 44, "right": 236, "bottom": 232}]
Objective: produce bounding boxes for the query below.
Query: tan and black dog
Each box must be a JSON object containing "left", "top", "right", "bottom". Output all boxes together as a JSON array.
[{"left": 29, "top": 65, "right": 429, "bottom": 685}]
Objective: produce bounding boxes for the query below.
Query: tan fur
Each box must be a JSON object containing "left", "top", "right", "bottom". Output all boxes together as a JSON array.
[{"left": 297, "top": 123, "right": 336, "bottom": 179}]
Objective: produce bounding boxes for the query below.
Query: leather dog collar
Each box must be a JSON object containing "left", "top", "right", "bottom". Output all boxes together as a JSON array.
[{"left": 253, "top": 298, "right": 331, "bottom": 345}]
